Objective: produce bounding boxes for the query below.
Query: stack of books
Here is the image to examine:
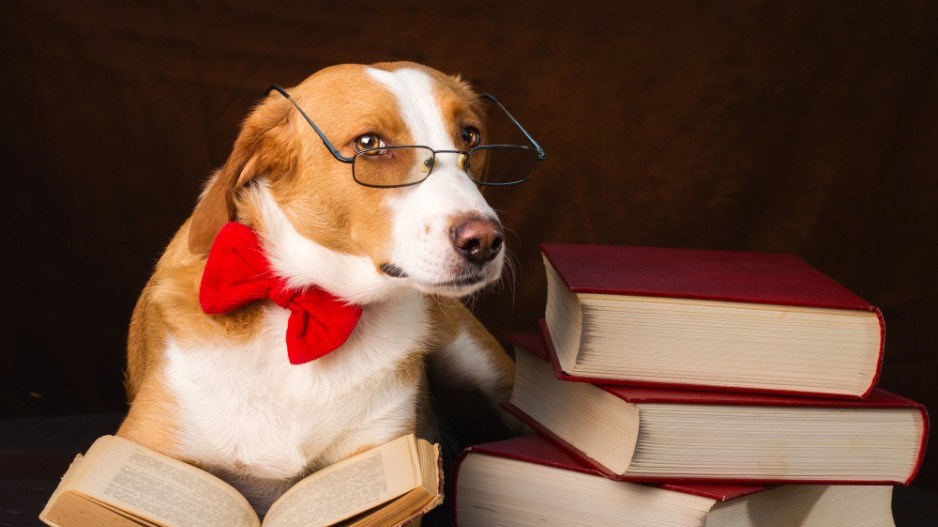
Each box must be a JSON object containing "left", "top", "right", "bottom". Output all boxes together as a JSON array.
[{"left": 453, "top": 243, "right": 929, "bottom": 526}]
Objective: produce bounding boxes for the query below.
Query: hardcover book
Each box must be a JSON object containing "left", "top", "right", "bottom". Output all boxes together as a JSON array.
[
  {"left": 454, "top": 435, "right": 897, "bottom": 527},
  {"left": 541, "top": 243, "right": 884, "bottom": 397},
  {"left": 507, "top": 333, "right": 928, "bottom": 484}
]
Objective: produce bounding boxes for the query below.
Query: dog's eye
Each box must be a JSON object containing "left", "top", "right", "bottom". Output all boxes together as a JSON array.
[
  {"left": 461, "top": 127, "right": 481, "bottom": 147},
  {"left": 355, "top": 134, "right": 387, "bottom": 155}
]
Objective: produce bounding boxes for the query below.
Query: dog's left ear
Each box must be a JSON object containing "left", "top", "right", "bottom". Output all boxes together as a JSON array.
[
  {"left": 188, "top": 150, "right": 259, "bottom": 255},
  {"left": 188, "top": 98, "right": 293, "bottom": 254}
]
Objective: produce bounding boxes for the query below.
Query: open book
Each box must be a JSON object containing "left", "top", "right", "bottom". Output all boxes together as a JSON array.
[{"left": 39, "top": 434, "right": 442, "bottom": 527}]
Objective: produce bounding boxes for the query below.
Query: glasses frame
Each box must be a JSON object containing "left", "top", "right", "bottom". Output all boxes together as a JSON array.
[{"left": 265, "top": 84, "right": 546, "bottom": 188}]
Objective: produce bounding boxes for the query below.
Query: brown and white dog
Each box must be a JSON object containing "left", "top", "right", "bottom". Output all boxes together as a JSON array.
[{"left": 117, "top": 62, "right": 519, "bottom": 511}]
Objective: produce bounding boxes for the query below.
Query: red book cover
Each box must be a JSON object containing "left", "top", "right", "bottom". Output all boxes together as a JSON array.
[
  {"left": 540, "top": 243, "right": 886, "bottom": 397},
  {"left": 540, "top": 243, "right": 881, "bottom": 311},
  {"left": 507, "top": 332, "right": 929, "bottom": 486}
]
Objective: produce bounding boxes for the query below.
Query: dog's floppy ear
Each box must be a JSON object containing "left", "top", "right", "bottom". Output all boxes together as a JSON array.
[
  {"left": 188, "top": 145, "right": 259, "bottom": 254},
  {"left": 188, "top": 98, "right": 292, "bottom": 254}
]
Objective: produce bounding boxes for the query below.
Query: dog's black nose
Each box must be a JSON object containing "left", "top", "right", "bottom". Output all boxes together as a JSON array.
[{"left": 451, "top": 214, "right": 504, "bottom": 265}]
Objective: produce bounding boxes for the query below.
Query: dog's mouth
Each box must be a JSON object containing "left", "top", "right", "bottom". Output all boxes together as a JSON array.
[
  {"left": 379, "top": 262, "right": 494, "bottom": 292},
  {"left": 380, "top": 263, "right": 408, "bottom": 278},
  {"left": 439, "top": 272, "right": 488, "bottom": 287}
]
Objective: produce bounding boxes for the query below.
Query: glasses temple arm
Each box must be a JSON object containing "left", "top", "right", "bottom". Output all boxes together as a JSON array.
[
  {"left": 264, "top": 85, "right": 354, "bottom": 163},
  {"left": 480, "top": 93, "right": 547, "bottom": 161}
]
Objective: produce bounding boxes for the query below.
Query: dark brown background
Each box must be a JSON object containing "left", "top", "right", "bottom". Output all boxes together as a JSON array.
[{"left": 2, "top": 0, "right": 936, "bottom": 490}]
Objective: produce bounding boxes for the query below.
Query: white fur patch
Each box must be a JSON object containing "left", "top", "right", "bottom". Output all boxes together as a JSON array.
[
  {"left": 434, "top": 328, "right": 502, "bottom": 395},
  {"left": 247, "top": 183, "right": 400, "bottom": 305},
  {"left": 366, "top": 68, "right": 453, "bottom": 150},
  {"left": 366, "top": 67, "right": 504, "bottom": 295},
  {"left": 165, "top": 292, "right": 429, "bottom": 509}
]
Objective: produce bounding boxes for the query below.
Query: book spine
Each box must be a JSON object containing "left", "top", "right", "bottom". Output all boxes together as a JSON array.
[{"left": 450, "top": 449, "right": 473, "bottom": 527}]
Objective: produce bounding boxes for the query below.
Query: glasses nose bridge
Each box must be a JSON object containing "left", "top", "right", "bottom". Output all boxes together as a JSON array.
[{"left": 427, "top": 149, "right": 469, "bottom": 175}]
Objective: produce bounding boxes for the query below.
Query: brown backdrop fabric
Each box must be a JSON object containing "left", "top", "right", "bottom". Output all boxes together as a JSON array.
[{"left": 2, "top": 1, "right": 936, "bottom": 487}]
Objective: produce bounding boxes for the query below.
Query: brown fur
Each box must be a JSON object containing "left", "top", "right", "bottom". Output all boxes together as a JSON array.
[{"left": 119, "top": 62, "right": 516, "bottom": 479}]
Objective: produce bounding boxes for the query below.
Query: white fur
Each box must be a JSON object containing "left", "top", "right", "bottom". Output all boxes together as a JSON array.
[
  {"left": 367, "top": 67, "right": 504, "bottom": 296},
  {"left": 435, "top": 328, "right": 504, "bottom": 395},
  {"left": 247, "top": 183, "right": 400, "bottom": 305},
  {"left": 367, "top": 68, "right": 454, "bottom": 150}
]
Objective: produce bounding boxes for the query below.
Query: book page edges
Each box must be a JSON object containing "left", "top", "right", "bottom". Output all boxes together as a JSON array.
[
  {"left": 513, "top": 344, "right": 639, "bottom": 472},
  {"left": 542, "top": 256, "right": 583, "bottom": 373},
  {"left": 419, "top": 439, "right": 443, "bottom": 499},
  {"left": 329, "top": 439, "right": 442, "bottom": 527},
  {"left": 42, "top": 490, "right": 160, "bottom": 527},
  {"left": 905, "top": 404, "right": 930, "bottom": 485},
  {"left": 458, "top": 437, "right": 764, "bottom": 503},
  {"left": 502, "top": 401, "right": 626, "bottom": 479},
  {"left": 572, "top": 293, "right": 882, "bottom": 396},
  {"left": 861, "top": 305, "right": 886, "bottom": 398},
  {"left": 540, "top": 243, "right": 886, "bottom": 398},
  {"left": 502, "top": 401, "right": 920, "bottom": 486},
  {"left": 537, "top": 321, "right": 879, "bottom": 400},
  {"left": 39, "top": 453, "right": 85, "bottom": 526}
]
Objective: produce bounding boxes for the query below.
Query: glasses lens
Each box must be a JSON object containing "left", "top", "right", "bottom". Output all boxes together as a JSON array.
[
  {"left": 467, "top": 145, "right": 537, "bottom": 186},
  {"left": 353, "top": 146, "right": 435, "bottom": 187}
]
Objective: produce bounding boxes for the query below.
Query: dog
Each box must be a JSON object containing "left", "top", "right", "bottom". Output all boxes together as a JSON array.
[{"left": 117, "top": 61, "right": 540, "bottom": 511}]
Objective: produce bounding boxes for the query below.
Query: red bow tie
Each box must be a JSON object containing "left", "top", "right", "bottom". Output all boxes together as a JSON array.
[{"left": 199, "top": 222, "right": 362, "bottom": 364}]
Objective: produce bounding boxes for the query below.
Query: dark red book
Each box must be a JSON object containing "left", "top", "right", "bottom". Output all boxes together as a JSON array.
[
  {"left": 506, "top": 333, "right": 928, "bottom": 485},
  {"left": 541, "top": 243, "right": 885, "bottom": 398},
  {"left": 453, "top": 435, "right": 897, "bottom": 527}
]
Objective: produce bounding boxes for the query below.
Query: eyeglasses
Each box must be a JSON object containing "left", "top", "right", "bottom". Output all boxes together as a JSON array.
[{"left": 265, "top": 85, "right": 546, "bottom": 188}]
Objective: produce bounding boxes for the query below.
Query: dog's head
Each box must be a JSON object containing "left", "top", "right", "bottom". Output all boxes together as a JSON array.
[{"left": 188, "top": 62, "right": 536, "bottom": 303}]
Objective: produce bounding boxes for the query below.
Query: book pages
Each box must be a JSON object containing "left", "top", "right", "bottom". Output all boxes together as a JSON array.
[
  {"left": 263, "top": 435, "right": 420, "bottom": 527},
  {"left": 456, "top": 453, "right": 715, "bottom": 526},
  {"left": 512, "top": 346, "right": 640, "bottom": 474},
  {"left": 63, "top": 435, "right": 259, "bottom": 527},
  {"left": 40, "top": 453, "right": 85, "bottom": 524},
  {"left": 543, "top": 257, "right": 584, "bottom": 372},
  {"left": 705, "top": 485, "right": 895, "bottom": 527}
]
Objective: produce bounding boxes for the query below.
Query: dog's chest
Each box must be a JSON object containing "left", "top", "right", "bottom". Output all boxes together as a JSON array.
[{"left": 163, "top": 293, "right": 429, "bottom": 482}]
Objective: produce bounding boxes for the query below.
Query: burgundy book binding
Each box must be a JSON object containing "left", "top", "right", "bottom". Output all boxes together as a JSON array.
[
  {"left": 507, "top": 332, "right": 929, "bottom": 486},
  {"left": 541, "top": 243, "right": 882, "bottom": 311},
  {"left": 453, "top": 436, "right": 900, "bottom": 527},
  {"left": 540, "top": 243, "right": 885, "bottom": 398}
]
